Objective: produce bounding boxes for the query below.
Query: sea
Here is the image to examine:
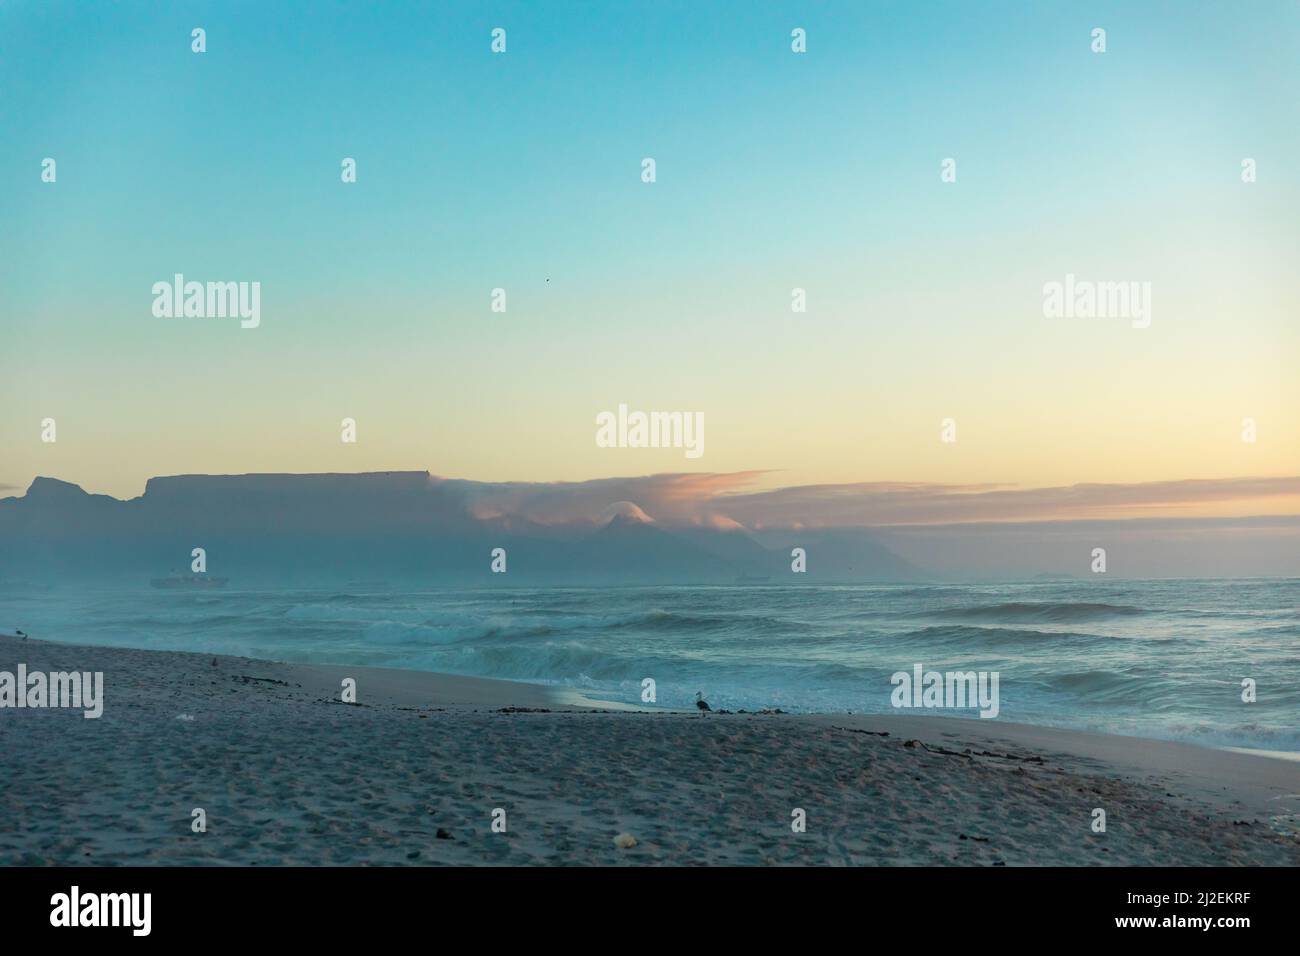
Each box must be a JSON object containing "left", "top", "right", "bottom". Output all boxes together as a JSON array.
[{"left": 4, "top": 578, "right": 1297, "bottom": 752}]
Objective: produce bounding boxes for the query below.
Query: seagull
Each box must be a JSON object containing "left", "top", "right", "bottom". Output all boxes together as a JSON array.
[{"left": 696, "top": 691, "right": 711, "bottom": 715}]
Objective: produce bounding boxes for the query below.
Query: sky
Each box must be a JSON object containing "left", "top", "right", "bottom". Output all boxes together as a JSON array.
[{"left": 2, "top": 0, "right": 1298, "bottom": 522}]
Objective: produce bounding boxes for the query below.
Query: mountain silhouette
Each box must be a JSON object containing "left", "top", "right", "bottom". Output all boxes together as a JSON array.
[{"left": 0, "top": 473, "right": 920, "bottom": 585}]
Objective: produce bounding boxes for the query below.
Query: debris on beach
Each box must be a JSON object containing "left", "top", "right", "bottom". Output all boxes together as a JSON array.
[
  {"left": 901, "top": 737, "right": 1045, "bottom": 764},
  {"left": 832, "top": 725, "right": 889, "bottom": 737},
  {"left": 236, "top": 674, "right": 289, "bottom": 686}
]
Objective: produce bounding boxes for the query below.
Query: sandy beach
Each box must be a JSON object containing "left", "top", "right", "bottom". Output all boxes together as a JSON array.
[{"left": 1, "top": 633, "right": 1297, "bottom": 866}]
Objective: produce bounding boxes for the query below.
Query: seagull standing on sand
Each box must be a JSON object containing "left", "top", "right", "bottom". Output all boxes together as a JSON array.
[{"left": 696, "top": 691, "right": 711, "bottom": 715}]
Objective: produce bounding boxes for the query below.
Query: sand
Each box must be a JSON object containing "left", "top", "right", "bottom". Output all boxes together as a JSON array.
[{"left": 1, "top": 634, "right": 1297, "bottom": 866}]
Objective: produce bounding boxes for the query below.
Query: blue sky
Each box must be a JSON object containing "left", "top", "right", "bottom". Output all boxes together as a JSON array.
[{"left": 2, "top": 1, "right": 1297, "bottom": 501}]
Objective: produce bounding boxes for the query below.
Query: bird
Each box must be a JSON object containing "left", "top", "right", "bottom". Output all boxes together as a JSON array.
[
  {"left": 15, "top": 629, "right": 26, "bottom": 640},
  {"left": 695, "top": 691, "right": 711, "bottom": 714}
]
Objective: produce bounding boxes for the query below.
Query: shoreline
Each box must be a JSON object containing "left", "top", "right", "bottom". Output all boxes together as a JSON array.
[
  {"left": 3, "top": 632, "right": 1292, "bottom": 759},
  {"left": 2, "top": 634, "right": 1297, "bottom": 866}
]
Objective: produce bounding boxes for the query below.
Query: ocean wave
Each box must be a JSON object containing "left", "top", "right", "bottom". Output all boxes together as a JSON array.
[
  {"left": 926, "top": 601, "right": 1147, "bottom": 624},
  {"left": 900, "top": 624, "right": 1122, "bottom": 647},
  {"left": 1044, "top": 669, "right": 1154, "bottom": 701},
  {"left": 1238, "top": 623, "right": 1300, "bottom": 638},
  {"left": 599, "top": 608, "right": 755, "bottom": 632}
]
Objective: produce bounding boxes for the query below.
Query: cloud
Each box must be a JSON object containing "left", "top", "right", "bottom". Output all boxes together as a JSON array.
[
  {"left": 710, "top": 475, "right": 1300, "bottom": 527},
  {"left": 442, "top": 472, "right": 768, "bottom": 527},
  {"left": 442, "top": 472, "right": 1300, "bottom": 529}
]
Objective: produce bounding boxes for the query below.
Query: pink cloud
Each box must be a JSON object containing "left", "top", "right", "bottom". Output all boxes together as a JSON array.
[{"left": 445, "top": 472, "right": 1300, "bottom": 529}]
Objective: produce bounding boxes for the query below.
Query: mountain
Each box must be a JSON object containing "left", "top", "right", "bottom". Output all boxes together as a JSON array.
[{"left": 0, "top": 473, "right": 921, "bottom": 586}]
